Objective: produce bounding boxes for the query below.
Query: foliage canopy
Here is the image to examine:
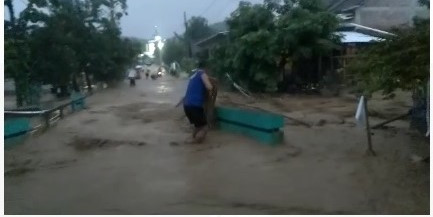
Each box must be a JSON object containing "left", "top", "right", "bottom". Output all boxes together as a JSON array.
[
  {"left": 347, "top": 18, "right": 429, "bottom": 96},
  {"left": 4, "top": 0, "right": 141, "bottom": 106},
  {"left": 209, "top": 0, "right": 340, "bottom": 92}
]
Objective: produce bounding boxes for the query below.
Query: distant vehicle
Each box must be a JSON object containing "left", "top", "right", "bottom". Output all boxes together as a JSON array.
[{"left": 157, "top": 66, "right": 163, "bottom": 77}]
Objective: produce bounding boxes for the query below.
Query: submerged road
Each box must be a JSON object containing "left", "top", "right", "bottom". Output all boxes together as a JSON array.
[{"left": 4, "top": 74, "right": 429, "bottom": 214}]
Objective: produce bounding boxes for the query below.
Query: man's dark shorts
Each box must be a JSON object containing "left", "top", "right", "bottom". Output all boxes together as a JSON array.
[{"left": 184, "top": 105, "right": 207, "bottom": 128}]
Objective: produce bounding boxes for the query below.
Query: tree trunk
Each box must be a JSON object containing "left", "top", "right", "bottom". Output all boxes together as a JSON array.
[
  {"left": 84, "top": 71, "right": 93, "bottom": 94},
  {"left": 278, "top": 56, "right": 288, "bottom": 92},
  {"left": 14, "top": 75, "right": 29, "bottom": 107},
  {"left": 72, "top": 74, "right": 80, "bottom": 92},
  {"left": 318, "top": 55, "right": 322, "bottom": 84},
  {"left": 5, "top": 0, "right": 15, "bottom": 25},
  {"left": 410, "top": 88, "right": 428, "bottom": 135},
  {"left": 16, "top": 88, "right": 24, "bottom": 107}
]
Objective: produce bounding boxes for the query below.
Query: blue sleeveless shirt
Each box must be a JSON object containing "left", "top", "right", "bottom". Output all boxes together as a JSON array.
[{"left": 184, "top": 69, "right": 205, "bottom": 107}]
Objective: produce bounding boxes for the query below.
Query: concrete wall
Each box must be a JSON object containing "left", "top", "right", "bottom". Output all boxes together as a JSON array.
[
  {"left": 355, "top": 0, "right": 429, "bottom": 30},
  {"left": 364, "top": 0, "right": 414, "bottom": 7}
]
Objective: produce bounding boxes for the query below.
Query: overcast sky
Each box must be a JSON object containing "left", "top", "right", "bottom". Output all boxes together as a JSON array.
[{"left": 6, "top": 0, "right": 264, "bottom": 39}]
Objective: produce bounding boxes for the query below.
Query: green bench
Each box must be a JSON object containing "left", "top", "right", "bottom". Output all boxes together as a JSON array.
[
  {"left": 70, "top": 91, "right": 86, "bottom": 111},
  {"left": 215, "top": 106, "right": 284, "bottom": 145},
  {"left": 5, "top": 118, "right": 30, "bottom": 140}
]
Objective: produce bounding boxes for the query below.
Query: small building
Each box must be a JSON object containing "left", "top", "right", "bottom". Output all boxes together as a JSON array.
[
  {"left": 143, "top": 35, "right": 165, "bottom": 59},
  {"left": 194, "top": 31, "right": 229, "bottom": 59},
  {"left": 332, "top": 22, "right": 393, "bottom": 82},
  {"left": 323, "top": 0, "right": 429, "bottom": 30}
]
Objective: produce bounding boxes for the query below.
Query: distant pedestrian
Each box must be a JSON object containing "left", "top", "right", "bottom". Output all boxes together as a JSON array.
[
  {"left": 128, "top": 69, "right": 136, "bottom": 86},
  {"left": 145, "top": 70, "right": 150, "bottom": 79},
  {"left": 136, "top": 68, "right": 141, "bottom": 79}
]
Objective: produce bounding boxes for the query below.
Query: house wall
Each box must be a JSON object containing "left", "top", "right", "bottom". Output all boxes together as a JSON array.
[{"left": 355, "top": 0, "right": 429, "bottom": 30}]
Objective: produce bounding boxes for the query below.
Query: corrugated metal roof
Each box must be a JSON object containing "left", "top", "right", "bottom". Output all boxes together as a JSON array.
[
  {"left": 338, "top": 31, "right": 382, "bottom": 43},
  {"left": 338, "top": 23, "right": 396, "bottom": 38},
  {"left": 195, "top": 31, "right": 229, "bottom": 47}
]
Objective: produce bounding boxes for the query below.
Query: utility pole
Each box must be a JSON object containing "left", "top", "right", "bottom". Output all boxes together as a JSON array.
[{"left": 184, "top": 11, "right": 192, "bottom": 58}]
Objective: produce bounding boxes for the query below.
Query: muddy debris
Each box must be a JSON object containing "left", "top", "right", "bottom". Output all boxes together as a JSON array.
[
  {"left": 7, "top": 159, "right": 32, "bottom": 168},
  {"left": 82, "top": 119, "right": 98, "bottom": 124},
  {"left": 5, "top": 167, "right": 35, "bottom": 177},
  {"left": 266, "top": 146, "right": 302, "bottom": 163},
  {"left": 315, "top": 119, "right": 327, "bottom": 126},
  {"left": 285, "top": 146, "right": 302, "bottom": 157},
  {"left": 141, "top": 118, "right": 153, "bottom": 123},
  {"left": 68, "top": 137, "right": 147, "bottom": 151},
  {"left": 52, "top": 159, "right": 77, "bottom": 167},
  {"left": 88, "top": 110, "right": 109, "bottom": 114},
  {"left": 169, "top": 141, "right": 180, "bottom": 146},
  {"left": 192, "top": 144, "right": 222, "bottom": 152},
  {"left": 113, "top": 102, "right": 181, "bottom": 123}
]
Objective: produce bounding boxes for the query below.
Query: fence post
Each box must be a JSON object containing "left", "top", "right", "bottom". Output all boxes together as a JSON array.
[
  {"left": 59, "top": 107, "right": 64, "bottom": 119},
  {"left": 364, "top": 97, "right": 376, "bottom": 156},
  {"left": 43, "top": 112, "right": 50, "bottom": 130}
]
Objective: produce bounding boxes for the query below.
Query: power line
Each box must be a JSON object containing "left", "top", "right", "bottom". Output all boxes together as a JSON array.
[
  {"left": 218, "top": 0, "right": 236, "bottom": 20},
  {"left": 207, "top": 0, "right": 230, "bottom": 21},
  {"left": 200, "top": 0, "right": 218, "bottom": 17}
]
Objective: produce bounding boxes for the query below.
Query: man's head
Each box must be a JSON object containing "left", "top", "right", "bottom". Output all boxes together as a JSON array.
[{"left": 197, "top": 60, "right": 207, "bottom": 69}]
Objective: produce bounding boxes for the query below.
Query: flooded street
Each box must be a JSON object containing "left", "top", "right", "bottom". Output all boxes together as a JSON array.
[{"left": 4, "top": 75, "right": 429, "bottom": 214}]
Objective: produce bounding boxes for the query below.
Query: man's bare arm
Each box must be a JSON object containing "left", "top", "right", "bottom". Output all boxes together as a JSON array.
[{"left": 201, "top": 73, "right": 213, "bottom": 91}]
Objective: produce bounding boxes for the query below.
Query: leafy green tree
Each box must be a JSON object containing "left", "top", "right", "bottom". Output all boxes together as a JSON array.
[
  {"left": 4, "top": 0, "right": 40, "bottom": 106},
  {"left": 346, "top": 1, "right": 429, "bottom": 134},
  {"left": 224, "top": 1, "right": 279, "bottom": 92},
  {"left": 4, "top": 0, "right": 140, "bottom": 106},
  {"left": 184, "top": 16, "right": 215, "bottom": 43},
  {"left": 209, "top": 0, "right": 339, "bottom": 92},
  {"left": 162, "top": 38, "right": 187, "bottom": 64},
  {"left": 348, "top": 19, "right": 429, "bottom": 96},
  {"left": 266, "top": 0, "right": 340, "bottom": 89}
]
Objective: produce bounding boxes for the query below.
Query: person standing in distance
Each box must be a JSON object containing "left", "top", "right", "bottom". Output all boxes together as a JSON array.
[
  {"left": 182, "top": 60, "right": 213, "bottom": 143},
  {"left": 128, "top": 69, "right": 136, "bottom": 86}
]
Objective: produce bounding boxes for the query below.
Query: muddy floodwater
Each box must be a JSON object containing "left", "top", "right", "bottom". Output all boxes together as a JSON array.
[{"left": 4, "top": 74, "right": 429, "bottom": 214}]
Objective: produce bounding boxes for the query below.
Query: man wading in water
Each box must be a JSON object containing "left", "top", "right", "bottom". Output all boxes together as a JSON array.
[{"left": 179, "top": 60, "right": 214, "bottom": 143}]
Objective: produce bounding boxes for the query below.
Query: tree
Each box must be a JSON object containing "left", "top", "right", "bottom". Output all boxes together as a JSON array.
[
  {"left": 162, "top": 16, "right": 213, "bottom": 68},
  {"left": 184, "top": 16, "right": 215, "bottom": 43},
  {"left": 223, "top": 1, "right": 279, "bottom": 92},
  {"left": 162, "top": 38, "right": 187, "bottom": 64},
  {"left": 4, "top": 0, "right": 140, "bottom": 106},
  {"left": 4, "top": 0, "right": 40, "bottom": 106},
  {"left": 346, "top": 3, "right": 429, "bottom": 134},
  {"left": 348, "top": 0, "right": 429, "bottom": 96},
  {"left": 208, "top": 0, "right": 339, "bottom": 92},
  {"left": 266, "top": 0, "right": 340, "bottom": 90},
  {"left": 348, "top": 19, "right": 429, "bottom": 96}
]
